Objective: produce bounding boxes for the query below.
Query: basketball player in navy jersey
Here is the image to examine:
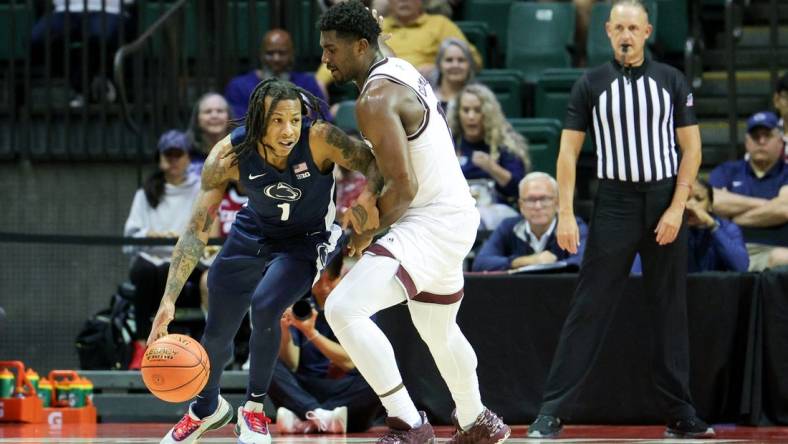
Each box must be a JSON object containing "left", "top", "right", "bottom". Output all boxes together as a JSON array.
[
  {"left": 319, "top": 2, "right": 510, "bottom": 443},
  {"left": 146, "top": 78, "right": 380, "bottom": 444}
]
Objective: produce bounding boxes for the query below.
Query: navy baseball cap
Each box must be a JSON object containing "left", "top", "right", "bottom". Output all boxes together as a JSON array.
[
  {"left": 746, "top": 111, "right": 779, "bottom": 134},
  {"left": 157, "top": 130, "right": 190, "bottom": 152}
]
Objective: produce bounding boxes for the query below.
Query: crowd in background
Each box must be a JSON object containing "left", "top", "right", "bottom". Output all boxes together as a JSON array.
[{"left": 22, "top": 0, "right": 783, "bottom": 433}]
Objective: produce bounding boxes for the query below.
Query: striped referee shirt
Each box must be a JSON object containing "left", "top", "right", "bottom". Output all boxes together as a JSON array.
[{"left": 565, "top": 58, "right": 697, "bottom": 182}]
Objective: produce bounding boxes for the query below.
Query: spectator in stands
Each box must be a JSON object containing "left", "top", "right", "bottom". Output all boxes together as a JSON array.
[
  {"left": 123, "top": 130, "right": 202, "bottom": 369},
  {"left": 225, "top": 29, "right": 328, "bottom": 119},
  {"left": 270, "top": 254, "right": 382, "bottom": 434},
  {"left": 431, "top": 37, "right": 477, "bottom": 111},
  {"left": 31, "top": 0, "right": 132, "bottom": 108},
  {"left": 315, "top": 0, "right": 481, "bottom": 89},
  {"left": 448, "top": 83, "right": 530, "bottom": 202},
  {"left": 710, "top": 111, "right": 788, "bottom": 271},
  {"left": 773, "top": 72, "right": 788, "bottom": 152},
  {"left": 632, "top": 178, "right": 750, "bottom": 273},
  {"left": 186, "top": 92, "right": 231, "bottom": 177},
  {"left": 472, "top": 172, "right": 588, "bottom": 272}
]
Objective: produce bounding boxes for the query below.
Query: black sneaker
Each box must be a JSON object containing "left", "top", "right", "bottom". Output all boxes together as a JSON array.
[
  {"left": 527, "top": 414, "right": 562, "bottom": 438},
  {"left": 665, "top": 416, "right": 716, "bottom": 438}
]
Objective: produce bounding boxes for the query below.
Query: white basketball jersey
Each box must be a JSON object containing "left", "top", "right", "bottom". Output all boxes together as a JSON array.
[{"left": 360, "top": 57, "right": 475, "bottom": 213}]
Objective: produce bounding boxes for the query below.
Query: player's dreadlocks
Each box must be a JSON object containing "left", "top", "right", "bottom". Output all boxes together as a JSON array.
[{"left": 231, "top": 78, "right": 325, "bottom": 163}]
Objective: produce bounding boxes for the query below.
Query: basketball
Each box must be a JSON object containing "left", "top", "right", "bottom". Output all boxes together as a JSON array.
[{"left": 141, "top": 334, "right": 210, "bottom": 403}]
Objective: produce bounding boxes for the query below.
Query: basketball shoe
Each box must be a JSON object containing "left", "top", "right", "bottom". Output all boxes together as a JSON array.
[
  {"left": 448, "top": 408, "right": 511, "bottom": 443},
  {"left": 235, "top": 400, "right": 273, "bottom": 444},
  {"left": 276, "top": 406, "right": 316, "bottom": 434},
  {"left": 160, "top": 395, "right": 232, "bottom": 444},
  {"left": 306, "top": 406, "right": 348, "bottom": 433},
  {"left": 665, "top": 416, "right": 716, "bottom": 438},
  {"left": 377, "top": 410, "right": 436, "bottom": 443}
]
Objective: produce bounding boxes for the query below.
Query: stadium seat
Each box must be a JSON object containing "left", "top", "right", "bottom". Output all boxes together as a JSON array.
[
  {"left": 456, "top": 21, "right": 491, "bottom": 68},
  {"left": 587, "top": 1, "right": 658, "bottom": 68},
  {"left": 0, "top": 3, "right": 32, "bottom": 60},
  {"left": 535, "top": 68, "right": 585, "bottom": 121},
  {"left": 288, "top": 0, "right": 323, "bottom": 69},
  {"left": 655, "top": 0, "right": 688, "bottom": 54},
  {"left": 506, "top": 2, "right": 576, "bottom": 83},
  {"left": 509, "top": 118, "right": 563, "bottom": 176},
  {"left": 462, "top": 0, "right": 516, "bottom": 65},
  {"left": 476, "top": 69, "right": 525, "bottom": 118}
]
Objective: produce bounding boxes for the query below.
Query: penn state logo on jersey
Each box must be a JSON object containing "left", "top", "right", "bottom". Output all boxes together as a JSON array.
[{"left": 263, "top": 182, "right": 302, "bottom": 202}]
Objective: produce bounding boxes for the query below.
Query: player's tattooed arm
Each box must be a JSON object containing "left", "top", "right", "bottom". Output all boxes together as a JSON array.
[{"left": 161, "top": 140, "right": 234, "bottom": 305}]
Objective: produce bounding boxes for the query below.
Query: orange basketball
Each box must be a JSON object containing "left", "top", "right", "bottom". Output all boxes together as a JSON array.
[{"left": 141, "top": 334, "right": 210, "bottom": 403}]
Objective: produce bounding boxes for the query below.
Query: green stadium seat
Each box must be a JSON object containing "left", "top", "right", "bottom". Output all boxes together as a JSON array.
[
  {"left": 456, "top": 21, "right": 491, "bottom": 68},
  {"left": 535, "top": 68, "right": 585, "bottom": 121},
  {"left": 141, "top": 1, "right": 269, "bottom": 60},
  {"left": 0, "top": 3, "right": 33, "bottom": 60},
  {"left": 333, "top": 100, "right": 358, "bottom": 132},
  {"left": 506, "top": 3, "right": 576, "bottom": 83},
  {"left": 535, "top": 68, "right": 593, "bottom": 153},
  {"left": 462, "top": 0, "right": 516, "bottom": 65},
  {"left": 288, "top": 0, "right": 323, "bottom": 70},
  {"left": 509, "top": 118, "right": 563, "bottom": 176},
  {"left": 655, "top": 0, "right": 687, "bottom": 54},
  {"left": 587, "top": 1, "right": 658, "bottom": 68},
  {"left": 476, "top": 69, "right": 525, "bottom": 118}
]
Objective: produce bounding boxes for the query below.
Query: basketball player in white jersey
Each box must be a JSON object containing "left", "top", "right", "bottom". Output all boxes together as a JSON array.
[{"left": 318, "top": 2, "right": 510, "bottom": 443}]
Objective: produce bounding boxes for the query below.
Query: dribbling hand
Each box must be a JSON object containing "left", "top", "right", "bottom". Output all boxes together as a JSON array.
[
  {"left": 556, "top": 214, "right": 580, "bottom": 254},
  {"left": 147, "top": 299, "right": 175, "bottom": 347},
  {"left": 348, "top": 231, "right": 374, "bottom": 258},
  {"left": 341, "top": 189, "right": 380, "bottom": 234}
]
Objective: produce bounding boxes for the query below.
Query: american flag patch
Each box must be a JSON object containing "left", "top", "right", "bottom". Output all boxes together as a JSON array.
[{"left": 293, "top": 162, "right": 308, "bottom": 173}]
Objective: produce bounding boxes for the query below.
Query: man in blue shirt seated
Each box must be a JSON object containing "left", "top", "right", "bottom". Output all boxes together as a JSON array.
[
  {"left": 268, "top": 254, "right": 382, "bottom": 434},
  {"left": 472, "top": 172, "right": 588, "bottom": 272},
  {"left": 709, "top": 111, "right": 788, "bottom": 270},
  {"left": 224, "top": 29, "right": 329, "bottom": 119}
]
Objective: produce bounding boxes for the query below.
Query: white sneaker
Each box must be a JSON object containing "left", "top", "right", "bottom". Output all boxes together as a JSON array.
[
  {"left": 276, "top": 406, "right": 317, "bottom": 434},
  {"left": 161, "top": 395, "right": 232, "bottom": 444},
  {"left": 306, "top": 406, "right": 347, "bottom": 434},
  {"left": 234, "top": 401, "right": 272, "bottom": 444}
]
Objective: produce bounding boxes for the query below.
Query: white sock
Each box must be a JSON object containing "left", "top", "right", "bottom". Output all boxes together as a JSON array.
[
  {"left": 381, "top": 385, "right": 421, "bottom": 427},
  {"left": 243, "top": 400, "right": 263, "bottom": 413}
]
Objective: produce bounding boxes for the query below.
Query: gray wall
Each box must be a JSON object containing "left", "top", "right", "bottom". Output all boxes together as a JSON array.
[{"left": 0, "top": 161, "right": 148, "bottom": 373}]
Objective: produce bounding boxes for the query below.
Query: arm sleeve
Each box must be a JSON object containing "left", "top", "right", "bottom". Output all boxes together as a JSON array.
[
  {"left": 711, "top": 219, "right": 750, "bottom": 272},
  {"left": 672, "top": 69, "right": 698, "bottom": 127},
  {"left": 495, "top": 150, "right": 526, "bottom": 198},
  {"left": 564, "top": 75, "right": 591, "bottom": 132},
  {"left": 471, "top": 224, "right": 515, "bottom": 271}
]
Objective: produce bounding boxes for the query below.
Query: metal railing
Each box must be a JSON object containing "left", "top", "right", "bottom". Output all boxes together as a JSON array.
[{"left": 2, "top": 0, "right": 313, "bottom": 163}]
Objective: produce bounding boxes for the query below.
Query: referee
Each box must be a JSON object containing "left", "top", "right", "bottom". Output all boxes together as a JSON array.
[{"left": 527, "top": 0, "right": 715, "bottom": 439}]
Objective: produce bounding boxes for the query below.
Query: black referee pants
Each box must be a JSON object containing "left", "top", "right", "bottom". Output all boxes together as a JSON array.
[{"left": 539, "top": 178, "right": 696, "bottom": 420}]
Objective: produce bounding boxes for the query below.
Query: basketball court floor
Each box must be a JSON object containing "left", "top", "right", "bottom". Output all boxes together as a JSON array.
[{"left": 2, "top": 423, "right": 788, "bottom": 443}]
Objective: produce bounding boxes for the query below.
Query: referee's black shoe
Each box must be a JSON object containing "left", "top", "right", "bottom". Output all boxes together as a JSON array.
[
  {"left": 665, "top": 416, "right": 716, "bottom": 439},
  {"left": 527, "top": 414, "right": 562, "bottom": 438}
]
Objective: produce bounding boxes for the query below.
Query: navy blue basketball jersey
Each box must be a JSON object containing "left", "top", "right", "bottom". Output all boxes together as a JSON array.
[{"left": 231, "top": 124, "right": 336, "bottom": 239}]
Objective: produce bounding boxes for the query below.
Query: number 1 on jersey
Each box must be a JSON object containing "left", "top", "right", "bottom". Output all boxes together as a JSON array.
[{"left": 277, "top": 203, "right": 291, "bottom": 221}]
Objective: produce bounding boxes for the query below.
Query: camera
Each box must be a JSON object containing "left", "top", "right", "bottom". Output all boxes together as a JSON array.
[{"left": 292, "top": 298, "right": 314, "bottom": 321}]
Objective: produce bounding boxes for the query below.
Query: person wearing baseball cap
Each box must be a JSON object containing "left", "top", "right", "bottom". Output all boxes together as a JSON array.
[
  {"left": 124, "top": 129, "right": 202, "bottom": 369},
  {"left": 708, "top": 111, "right": 788, "bottom": 270}
]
